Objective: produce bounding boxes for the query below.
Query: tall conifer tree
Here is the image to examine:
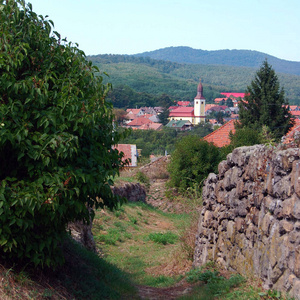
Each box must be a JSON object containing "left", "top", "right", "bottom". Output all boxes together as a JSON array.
[{"left": 238, "top": 60, "right": 294, "bottom": 140}]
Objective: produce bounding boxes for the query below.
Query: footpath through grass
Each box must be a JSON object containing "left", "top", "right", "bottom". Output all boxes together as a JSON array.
[{"left": 93, "top": 201, "right": 194, "bottom": 287}]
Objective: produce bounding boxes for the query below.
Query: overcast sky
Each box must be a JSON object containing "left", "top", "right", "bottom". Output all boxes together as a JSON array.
[{"left": 27, "top": 0, "right": 300, "bottom": 62}]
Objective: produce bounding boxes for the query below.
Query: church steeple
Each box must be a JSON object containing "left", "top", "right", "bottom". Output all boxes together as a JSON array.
[
  {"left": 195, "top": 79, "right": 205, "bottom": 100},
  {"left": 194, "top": 78, "right": 206, "bottom": 124}
]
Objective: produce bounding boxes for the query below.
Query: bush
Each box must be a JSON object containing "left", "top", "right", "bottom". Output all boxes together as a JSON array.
[
  {"left": 167, "top": 136, "right": 222, "bottom": 193},
  {"left": 229, "top": 126, "right": 263, "bottom": 149},
  {"left": 0, "top": 0, "right": 126, "bottom": 267}
]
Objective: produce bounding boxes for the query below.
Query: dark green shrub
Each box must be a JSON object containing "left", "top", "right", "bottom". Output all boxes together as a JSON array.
[{"left": 0, "top": 0, "right": 126, "bottom": 267}]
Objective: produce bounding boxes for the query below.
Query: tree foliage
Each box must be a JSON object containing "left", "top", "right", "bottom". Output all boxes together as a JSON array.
[
  {"left": 238, "top": 60, "right": 294, "bottom": 140},
  {"left": 0, "top": 0, "right": 125, "bottom": 267},
  {"left": 158, "top": 108, "right": 170, "bottom": 125},
  {"left": 167, "top": 136, "right": 222, "bottom": 193}
]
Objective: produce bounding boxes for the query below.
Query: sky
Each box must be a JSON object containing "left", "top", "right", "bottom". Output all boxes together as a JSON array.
[{"left": 26, "top": 0, "right": 300, "bottom": 62}]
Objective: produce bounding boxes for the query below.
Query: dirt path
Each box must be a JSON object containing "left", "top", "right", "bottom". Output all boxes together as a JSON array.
[{"left": 136, "top": 280, "right": 194, "bottom": 300}]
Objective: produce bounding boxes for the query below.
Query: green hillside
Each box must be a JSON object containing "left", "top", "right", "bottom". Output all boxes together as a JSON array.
[{"left": 89, "top": 54, "right": 300, "bottom": 105}]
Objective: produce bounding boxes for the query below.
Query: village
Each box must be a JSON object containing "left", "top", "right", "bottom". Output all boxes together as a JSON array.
[{"left": 116, "top": 80, "right": 300, "bottom": 166}]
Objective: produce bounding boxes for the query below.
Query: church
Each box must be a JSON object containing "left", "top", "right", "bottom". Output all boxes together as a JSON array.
[{"left": 168, "top": 79, "right": 206, "bottom": 125}]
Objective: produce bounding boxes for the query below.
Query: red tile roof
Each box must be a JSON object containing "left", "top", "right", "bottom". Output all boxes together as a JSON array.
[
  {"left": 177, "top": 101, "right": 191, "bottom": 106},
  {"left": 127, "top": 117, "right": 153, "bottom": 126},
  {"left": 126, "top": 108, "right": 141, "bottom": 115},
  {"left": 203, "top": 119, "right": 236, "bottom": 147},
  {"left": 214, "top": 97, "right": 227, "bottom": 103},
  {"left": 169, "top": 107, "right": 194, "bottom": 117},
  {"left": 221, "top": 92, "right": 246, "bottom": 98},
  {"left": 290, "top": 111, "right": 300, "bottom": 116},
  {"left": 283, "top": 119, "right": 300, "bottom": 144},
  {"left": 168, "top": 106, "right": 178, "bottom": 111},
  {"left": 289, "top": 105, "right": 298, "bottom": 111},
  {"left": 138, "top": 123, "right": 163, "bottom": 130},
  {"left": 205, "top": 104, "right": 218, "bottom": 112}
]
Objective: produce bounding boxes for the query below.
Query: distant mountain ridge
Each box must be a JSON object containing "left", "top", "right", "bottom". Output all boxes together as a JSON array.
[{"left": 134, "top": 46, "right": 300, "bottom": 76}]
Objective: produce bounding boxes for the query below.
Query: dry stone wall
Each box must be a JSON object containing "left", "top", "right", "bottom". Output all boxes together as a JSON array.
[
  {"left": 111, "top": 182, "right": 146, "bottom": 202},
  {"left": 194, "top": 144, "right": 300, "bottom": 299}
]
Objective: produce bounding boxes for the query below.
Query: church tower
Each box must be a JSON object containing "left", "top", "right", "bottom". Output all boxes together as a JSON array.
[{"left": 194, "top": 79, "right": 206, "bottom": 124}]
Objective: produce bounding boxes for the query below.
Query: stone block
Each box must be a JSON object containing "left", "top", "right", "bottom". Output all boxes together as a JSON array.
[
  {"left": 295, "top": 246, "right": 300, "bottom": 277},
  {"left": 291, "top": 161, "right": 300, "bottom": 197},
  {"left": 261, "top": 213, "right": 274, "bottom": 236},
  {"left": 226, "top": 220, "right": 235, "bottom": 241},
  {"left": 279, "top": 220, "right": 294, "bottom": 234},
  {"left": 282, "top": 197, "right": 295, "bottom": 218},
  {"left": 235, "top": 217, "right": 246, "bottom": 233},
  {"left": 218, "top": 160, "right": 230, "bottom": 177}
]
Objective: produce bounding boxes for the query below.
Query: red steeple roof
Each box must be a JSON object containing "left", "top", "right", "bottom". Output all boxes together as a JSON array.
[{"left": 195, "top": 79, "right": 205, "bottom": 100}]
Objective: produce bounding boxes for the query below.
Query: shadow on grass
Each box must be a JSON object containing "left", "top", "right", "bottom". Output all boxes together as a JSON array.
[
  {"left": 0, "top": 236, "right": 139, "bottom": 300},
  {"left": 56, "top": 237, "right": 139, "bottom": 300}
]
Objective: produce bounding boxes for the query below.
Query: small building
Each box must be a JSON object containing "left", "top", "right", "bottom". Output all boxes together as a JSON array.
[
  {"left": 126, "top": 116, "right": 153, "bottom": 129},
  {"left": 114, "top": 144, "right": 138, "bottom": 167}
]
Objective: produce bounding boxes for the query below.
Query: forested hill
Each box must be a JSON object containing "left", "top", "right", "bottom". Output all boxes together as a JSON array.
[
  {"left": 134, "top": 46, "right": 300, "bottom": 76},
  {"left": 88, "top": 54, "right": 300, "bottom": 105}
]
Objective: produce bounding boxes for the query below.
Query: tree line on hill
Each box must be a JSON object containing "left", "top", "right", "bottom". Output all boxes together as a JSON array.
[
  {"left": 134, "top": 46, "right": 300, "bottom": 76},
  {"left": 88, "top": 54, "right": 300, "bottom": 105}
]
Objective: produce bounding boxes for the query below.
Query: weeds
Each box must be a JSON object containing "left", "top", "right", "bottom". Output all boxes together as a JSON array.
[
  {"left": 183, "top": 266, "right": 246, "bottom": 299},
  {"left": 258, "top": 289, "right": 295, "bottom": 300},
  {"left": 147, "top": 231, "right": 178, "bottom": 245},
  {"left": 135, "top": 171, "right": 150, "bottom": 190}
]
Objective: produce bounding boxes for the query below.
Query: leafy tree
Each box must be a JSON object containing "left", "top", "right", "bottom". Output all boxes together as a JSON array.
[
  {"left": 238, "top": 60, "right": 294, "bottom": 140},
  {"left": 0, "top": 0, "right": 126, "bottom": 267},
  {"left": 158, "top": 107, "right": 170, "bottom": 125},
  {"left": 190, "top": 123, "right": 213, "bottom": 137},
  {"left": 168, "top": 136, "right": 221, "bottom": 193},
  {"left": 226, "top": 98, "right": 234, "bottom": 108},
  {"left": 220, "top": 99, "right": 225, "bottom": 106},
  {"left": 113, "top": 108, "right": 128, "bottom": 125},
  {"left": 215, "top": 111, "right": 224, "bottom": 124},
  {"left": 157, "top": 93, "right": 174, "bottom": 108}
]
